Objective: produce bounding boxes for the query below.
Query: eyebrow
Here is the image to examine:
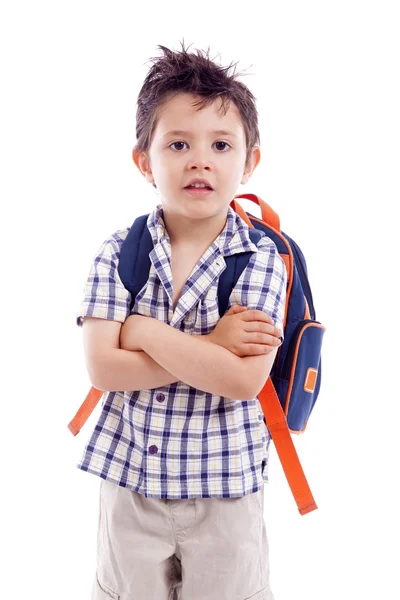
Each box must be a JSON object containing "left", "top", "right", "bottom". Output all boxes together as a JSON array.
[{"left": 162, "top": 129, "right": 239, "bottom": 138}]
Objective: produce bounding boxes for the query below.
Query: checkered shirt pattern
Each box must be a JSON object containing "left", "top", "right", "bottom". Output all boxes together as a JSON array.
[{"left": 75, "top": 204, "right": 287, "bottom": 499}]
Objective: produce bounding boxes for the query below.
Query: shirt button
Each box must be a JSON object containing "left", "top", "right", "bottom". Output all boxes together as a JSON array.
[
  {"left": 149, "top": 445, "right": 158, "bottom": 455},
  {"left": 156, "top": 393, "right": 165, "bottom": 402}
]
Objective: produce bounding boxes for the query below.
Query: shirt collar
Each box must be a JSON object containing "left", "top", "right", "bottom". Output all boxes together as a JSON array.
[{"left": 147, "top": 203, "right": 259, "bottom": 258}]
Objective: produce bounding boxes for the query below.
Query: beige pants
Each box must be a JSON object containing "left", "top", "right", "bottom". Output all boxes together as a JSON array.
[{"left": 91, "top": 478, "right": 274, "bottom": 600}]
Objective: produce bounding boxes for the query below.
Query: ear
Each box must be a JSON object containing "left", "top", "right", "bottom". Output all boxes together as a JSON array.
[
  {"left": 132, "top": 149, "right": 155, "bottom": 184},
  {"left": 241, "top": 146, "right": 261, "bottom": 185}
]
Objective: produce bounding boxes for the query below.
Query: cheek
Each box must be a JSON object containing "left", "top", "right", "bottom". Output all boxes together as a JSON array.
[
  {"left": 156, "top": 154, "right": 177, "bottom": 173},
  {"left": 221, "top": 164, "right": 244, "bottom": 186},
  {"left": 151, "top": 160, "right": 170, "bottom": 181}
]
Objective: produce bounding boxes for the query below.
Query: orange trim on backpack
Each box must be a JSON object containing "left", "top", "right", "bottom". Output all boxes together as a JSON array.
[
  {"left": 304, "top": 368, "right": 318, "bottom": 393},
  {"left": 290, "top": 419, "right": 309, "bottom": 435},
  {"left": 280, "top": 254, "right": 290, "bottom": 284}
]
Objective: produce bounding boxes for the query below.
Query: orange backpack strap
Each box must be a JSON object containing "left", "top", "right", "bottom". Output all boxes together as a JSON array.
[
  {"left": 231, "top": 193, "right": 281, "bottom": 232},
  {"left": 67, "top": 386, "right": 103, "bottom": 436},
  {"left": 258, "top": 377, "right": 318, "bottom": 515}
]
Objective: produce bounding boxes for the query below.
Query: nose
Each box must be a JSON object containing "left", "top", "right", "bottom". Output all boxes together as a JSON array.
[
  {"left": 187, "top": 148, "right": 212, "bottom": 170},
  {"left": 188, "top": 160, "right": 211, "bottom": 171}
]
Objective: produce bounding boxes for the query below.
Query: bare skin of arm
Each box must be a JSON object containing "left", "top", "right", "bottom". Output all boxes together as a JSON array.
[{"left": 92, "top": 305, "right": 281, "bottom": 396}]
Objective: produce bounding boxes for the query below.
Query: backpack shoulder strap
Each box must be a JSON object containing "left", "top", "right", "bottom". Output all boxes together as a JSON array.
[
  {"left": 217, "top": 228, "right": 265, "bottom": 317},
  {"left": 118, "top": 214, "right": 152, "bottom": 307}
]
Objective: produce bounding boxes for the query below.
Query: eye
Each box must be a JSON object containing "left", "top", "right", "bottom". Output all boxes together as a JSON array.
[
  {"left": 170, "top": 141, "right": 188, "bottom": 151},
  {"left": 214, "top": 141, "right": 230, "bottom": 151}
]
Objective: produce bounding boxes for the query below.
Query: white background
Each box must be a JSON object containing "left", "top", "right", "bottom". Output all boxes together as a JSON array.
[{"left": 1, "top": 1, "right": 399, "bottom": 598}]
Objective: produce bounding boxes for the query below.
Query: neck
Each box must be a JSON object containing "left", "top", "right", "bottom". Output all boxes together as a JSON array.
[{"left": 162, "top": 210, "right": 228, "bottom": 249}]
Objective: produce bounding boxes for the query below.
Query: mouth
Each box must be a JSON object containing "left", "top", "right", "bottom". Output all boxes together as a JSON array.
[{"left": 184, "top": 186, "right": 214, "bottom": 197}]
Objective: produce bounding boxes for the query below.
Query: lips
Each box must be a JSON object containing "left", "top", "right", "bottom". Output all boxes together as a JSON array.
[
  {"left": 184, "top": 178, "right": 213, "bottom": 190},
  {"left": 184, "top": 186, "right": 213, "bottom": 197}
]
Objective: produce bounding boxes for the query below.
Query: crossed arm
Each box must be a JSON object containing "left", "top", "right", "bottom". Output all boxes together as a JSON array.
[
  {"left": 88, "top": 313, "right": 278, "bottom": 400},
  {"left": 123, "top": 315, "right": 254, "bottom": 399}
]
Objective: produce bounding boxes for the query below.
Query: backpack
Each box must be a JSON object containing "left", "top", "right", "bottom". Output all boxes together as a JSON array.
[{"left": 68, "top": 193, "right": 326, "bottom": 516}]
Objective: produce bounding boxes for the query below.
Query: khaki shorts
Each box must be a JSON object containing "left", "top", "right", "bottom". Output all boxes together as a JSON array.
[{"left": 91, "top": 478, "right": 274, "bottom": 600}]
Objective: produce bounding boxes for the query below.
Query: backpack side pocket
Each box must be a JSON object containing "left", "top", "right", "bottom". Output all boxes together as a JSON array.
[{"left": 279, "top": 320, "right": 326, "bottom": 433}]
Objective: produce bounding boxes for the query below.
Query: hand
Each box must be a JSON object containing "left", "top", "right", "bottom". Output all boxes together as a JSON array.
[
  {"left": 119, "top": 314, "right": 149, "bottom": 352},
  {"left": 208, "top": 304, "right": 283, "bottom": 358}
]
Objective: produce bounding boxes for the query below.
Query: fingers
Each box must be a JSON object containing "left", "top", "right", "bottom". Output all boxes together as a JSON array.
[
  {"left": 232, "top": 305, "right": 248, "bottom": 312},
  {"left": 225, "top": 304, "right": 248, "bottom": 316},
  {"left": 240, "top": 309, "right": 276, "bottom": 325},
  {"left": 240, "top": 344, "right": 275, "bottom": 356},
  {"left": 244, "top": 332, "right": 282, "bottom": 347},
  {"left": 244, "top": 321, "right": 282, "bottom": 338},
  {"left": 241, "top": 309, "right": 274, "bottom": 323}
]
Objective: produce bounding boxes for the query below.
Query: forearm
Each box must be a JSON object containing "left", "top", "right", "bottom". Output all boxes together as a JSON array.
[
  {"left": 94, "top": 348, "right": 180, "bottom": 392},
  {"left": 140, "top": 320, "right": 247, "bottom": 400}
]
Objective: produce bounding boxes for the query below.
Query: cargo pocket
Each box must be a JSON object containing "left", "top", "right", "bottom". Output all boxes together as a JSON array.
[
  {"left": 93, "top": 572, "right": 120, "bottom": 600},
  {"left": 277, "top": 319, "right": 326, "bottom": 432}
]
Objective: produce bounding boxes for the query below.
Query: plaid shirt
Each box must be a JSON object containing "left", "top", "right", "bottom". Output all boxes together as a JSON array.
[{"left": 76, "top": 204, "right": 287, "bottom": 499}]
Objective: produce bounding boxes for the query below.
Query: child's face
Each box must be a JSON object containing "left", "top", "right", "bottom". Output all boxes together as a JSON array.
[{"left": 134, "top": 92, "right": 260, "bottom": 226}]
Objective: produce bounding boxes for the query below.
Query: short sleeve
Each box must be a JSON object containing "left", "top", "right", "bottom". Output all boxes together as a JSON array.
[
  {"left": 76, "top": 231, "right": 132, "bottom": 327},
  {"left": 227, "top": 236, "right": 287, "bottom": 335}
]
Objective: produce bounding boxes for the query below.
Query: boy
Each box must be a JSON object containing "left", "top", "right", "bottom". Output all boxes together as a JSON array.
[{"left": 76, "top": 42, "right": 287, "bottom": 600}]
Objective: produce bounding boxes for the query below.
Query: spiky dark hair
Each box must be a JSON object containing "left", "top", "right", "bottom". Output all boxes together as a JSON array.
[{"left": 133, "top": 40, "right": 260, "bottom": 179}]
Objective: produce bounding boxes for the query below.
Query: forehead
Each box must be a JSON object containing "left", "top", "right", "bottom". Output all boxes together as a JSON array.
[{"left": 154, "top": 93, "right": 244, "bottom": 139}]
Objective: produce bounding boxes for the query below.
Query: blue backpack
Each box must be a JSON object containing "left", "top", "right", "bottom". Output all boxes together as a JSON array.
[{"left": 69, "top": 194, "right": 326, "bottom": 516}]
